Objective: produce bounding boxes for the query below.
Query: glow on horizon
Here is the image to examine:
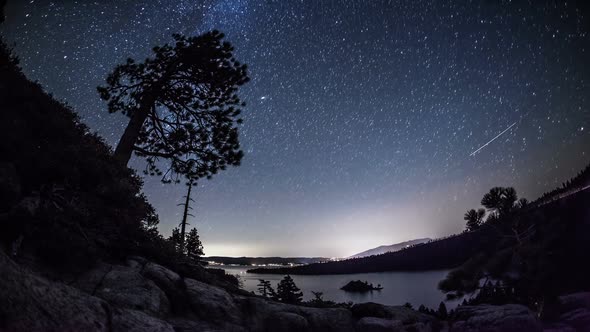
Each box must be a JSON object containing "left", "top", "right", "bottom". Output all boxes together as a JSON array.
[{"left": 202, "top": 188, "right": 467, "bottom": 257}]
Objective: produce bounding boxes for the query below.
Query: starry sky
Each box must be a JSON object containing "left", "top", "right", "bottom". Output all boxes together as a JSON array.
[{"left": 2, "top": 0, "right": 589, "bottom": 257}]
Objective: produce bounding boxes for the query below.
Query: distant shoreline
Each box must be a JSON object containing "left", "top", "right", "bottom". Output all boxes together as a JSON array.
[{"left": 204, "top": 256, "right": 331, "bottom": 267}]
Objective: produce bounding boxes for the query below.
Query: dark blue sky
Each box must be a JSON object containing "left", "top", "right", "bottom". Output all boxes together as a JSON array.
[{"left": 2, "top": 0, "right": 589, "bottom": 257}]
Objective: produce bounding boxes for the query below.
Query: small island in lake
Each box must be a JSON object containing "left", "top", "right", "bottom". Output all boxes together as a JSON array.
[{"left": 340, "top": 280, "right": 383, "bottom": 292}]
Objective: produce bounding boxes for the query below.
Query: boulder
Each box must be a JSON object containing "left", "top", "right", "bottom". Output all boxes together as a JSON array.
[
  {"left": 547, "top": 292, "right": 590, "bottom": 332},
  {"left": 356, "top": 317, "right": 403, "bottom": 332},
  {"left": 96, "top": 265, "right": 170, "bottom": 317},
  {"left": 0, "top": 250, "right": 109, "bottom": 331},
  {"left": 559, "top": 308, "right": 590, "bottom": 332},
  {"left": 236, "top": 295, "right": 355, "bottom": 332},
  {"left": 298, "top": 306, "right": 355, "bottom": 332},
  {"left": 111, "top": 308, "right": 175, "bottom": 332},
  {"left": 237, "top": 296, "right": 290, "bottom": 331},
  {"left": 450, "top": 304, "right": 542, "bottom": 332},
  {"left": 74, "top": 263, "right": 170, "bottom": 317},
  {"left": 71, "top": 262, "right": 114, "bottom": 294},
  {"left": 141, "top": 261, "right": 190, "bottom": 313},
  {"left": 401, "top": 322, "right": 435, "bottom": 332},
  {"left": 168, "top": 317, "right": 243, "bottom": 332},
  {"left": 185, "top": 278, "right": 243, "bottom": 326},
  {"left": 126, "top": 256, "right": 148, "bottom": 270},
  {"left": 542, "top": 324, "right": 576, "bottom": 332},
  {"left": 351, "top": 302, "right": 434, "bottom": 324},
  {"left": 142, "top": 262, "right": 181, "bottom": 288},
  {"left": 265, "top": 311, "right": 309, "bottom": 332},
  {"left": 352, "top": 302, "right": 394, "bottom": 319},
  {"left": 559, "top": 292, "right": 590, "bottom": 312}
]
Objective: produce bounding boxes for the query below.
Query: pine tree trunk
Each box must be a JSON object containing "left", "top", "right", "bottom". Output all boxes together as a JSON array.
[
  {"left": 179, "top": 183, "right": 192, "bottom": 253},
  {"left": 113, "top": 107, "right": 149, "bottom": 166}
]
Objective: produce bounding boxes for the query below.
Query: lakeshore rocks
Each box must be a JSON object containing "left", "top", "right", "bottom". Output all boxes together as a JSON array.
[
  {"left": 75, "top": 263, "right": 171, "bottom": 317},
  {"left": 558, "top": 309, "right": 590, "bottom": 332},
  {"left": 0, "top": 249, "right": 557, "bottom": 332},
  {"left": 449, "top": 304, "right": 542, "bottom": 332},
  {"left": 265, "top": 311, "right": 309, "bottom": 332},
  {"left": 111, "top": 308, "right": 175, "bottom": 332},
  {"left": 185, "top": 277, "right": 243, "bottom": 326},
  {"left": 141, "top": 261, "right": 191, "bottom": 314},
  {"left": 558, "top": 292, "right": 590, "bottom": 312},
  {"left": 543, "top": 292, "right": 590, "bottom": 332},
  {"left": 356, "top": 317, "right": 403, "bottom": 331},
  {"left": 298, "top": 306, "right": 355, "bottom": 332},
  {"left": 351, "top": 302, "right": 439, "bottom": 332},
  {"left": 0, "top": 250, "right": 110, "bottom": 331},
  {"left": 237, "top": 293, "right": 355, "bottom": 332},
  {"left": 351, "top": 302, "right": 435, "bottom": 323}
]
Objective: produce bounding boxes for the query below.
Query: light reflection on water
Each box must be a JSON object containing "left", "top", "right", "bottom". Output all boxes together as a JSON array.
[{"left": 220, "top": 265, "right": 457, "bottom": 309}]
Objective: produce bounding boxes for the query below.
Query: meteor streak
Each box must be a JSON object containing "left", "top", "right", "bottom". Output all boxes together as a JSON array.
[{"left": 470, "top": 121, "right": 517, "bottom": 156}]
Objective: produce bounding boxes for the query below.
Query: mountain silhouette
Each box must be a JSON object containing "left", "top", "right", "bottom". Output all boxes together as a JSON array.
[{"left": 348, "top": 238, "right": 432, "bottom": 258}]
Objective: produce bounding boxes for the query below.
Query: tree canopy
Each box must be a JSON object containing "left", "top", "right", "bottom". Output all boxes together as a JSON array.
[
  {"left": 185, "top": 228, "right": 204, "bottom": 259},
  {"left": 168, "top": 226, "right": 203, "bottom": 260},
  {"left": 257, "top": 279, "right": 276, "bottom": 298},
  {"left": 276, "top": 275, "right": 303, "bottom": 304},
  {"left": 98, "top": 31, "right": 249, "bottom": 184},
  {"left": 481, "top": 187, "right": 518, "bottom": 218},
  {"left": 464, "top": 208, "right": 485, "bottom": 231}
]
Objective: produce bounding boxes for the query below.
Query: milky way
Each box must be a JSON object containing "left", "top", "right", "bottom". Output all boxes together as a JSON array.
[{"left": 2, "top": 0, "right": 589, "bottom": 256}]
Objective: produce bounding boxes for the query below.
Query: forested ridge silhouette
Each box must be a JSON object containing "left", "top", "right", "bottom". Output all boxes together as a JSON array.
[{"left": 249, "top": 166, "right": 590, "bottom": 276}]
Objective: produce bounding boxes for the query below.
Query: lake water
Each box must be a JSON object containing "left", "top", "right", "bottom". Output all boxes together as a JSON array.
[{"left": 221, "top": 266, "right": 456, "bottom": 309}]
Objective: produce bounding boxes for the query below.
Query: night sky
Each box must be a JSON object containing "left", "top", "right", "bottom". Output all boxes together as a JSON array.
[{"left": 2, "top": 0, "right": 589, "bottom": 257}]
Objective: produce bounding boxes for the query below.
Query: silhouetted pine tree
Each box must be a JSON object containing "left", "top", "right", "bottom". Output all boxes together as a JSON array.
[
  {"left": 257, "top": 279, "right": 275, "bottom": 298},
  {"left": 276, "top": 275, "right": 303, "bottom": 304},
  {"left": 168, "top": 226, "right": 203, "bottom": 260},
  {"left": 169, "top": 227, "right": 183, "bottom": 252},
  {"left": 185, "top": 228, "right": 204, "bottom": 259},
  {"left": 97, "top": 31, "right": 249, "bottom": 184}
]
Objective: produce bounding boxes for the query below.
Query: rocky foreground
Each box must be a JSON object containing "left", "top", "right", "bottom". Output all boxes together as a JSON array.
[{"left": 1, "top": 250, "right": 588, "bottom": 332}]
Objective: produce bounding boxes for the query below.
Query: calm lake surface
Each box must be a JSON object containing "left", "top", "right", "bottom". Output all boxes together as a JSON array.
[{"left": 220, "top": 265, "right": 456, "bottom": 309}]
